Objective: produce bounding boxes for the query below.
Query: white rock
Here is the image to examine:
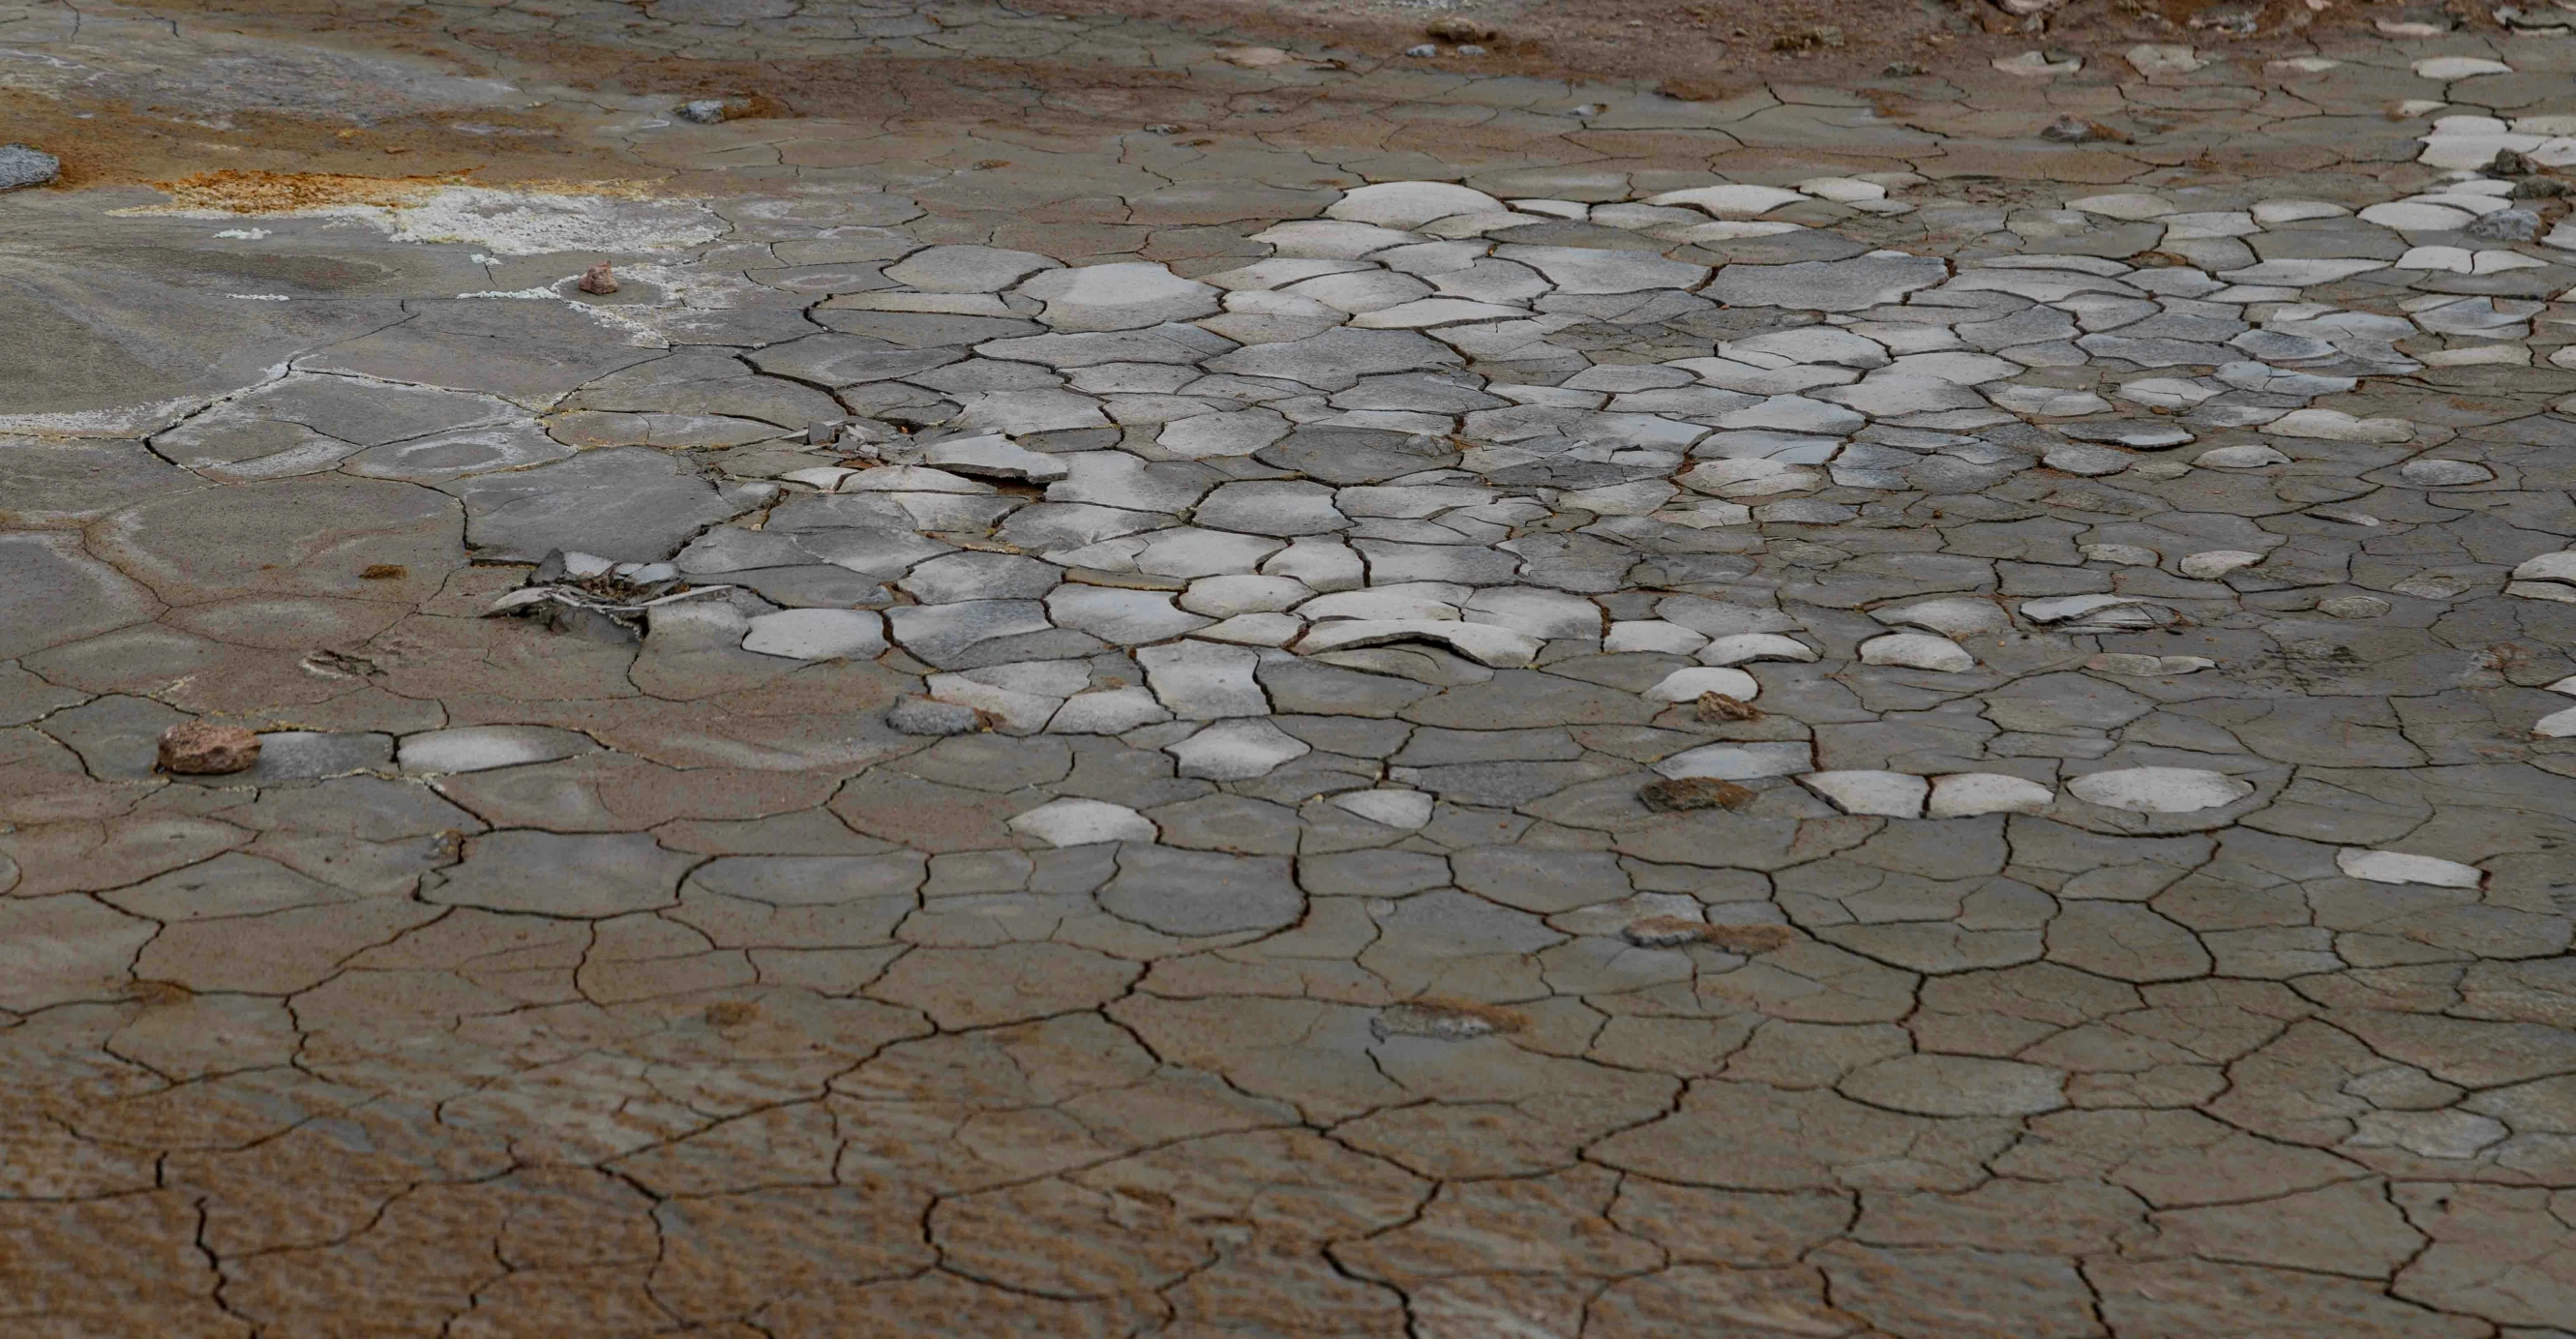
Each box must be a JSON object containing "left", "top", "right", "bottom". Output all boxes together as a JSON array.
[
  {"left": 740, "top": 609, "right": 887, "bottom": 661},
  {"left": 1294, "top": 618, "right": 1541, "bottom": 668},
  {"left": 2195, "top": 444, "right": 2291, "bottom": 469},
  {"left": 2178, "top": 550, "right": 2262, "bottom": 580},
  {"left": 2531, "top": 705, "right": 2576, "bottom": 738},
  {"left": 1797, "top": 177, "right": 1887, "bottom": 203},
  {"left": 1016, "top": 261, "right": 1219, "bottom": 331},
  {"left": 840, "top": 464, "right": 994, "bottom": 494},
  {"left": 1875, "top": 597, "right": 2007, "bottom": 638},
  {"left": 2396, "top": 246, "right": 2474, "bottom": 274},
  {"left": 1463, "top": 586, "right": 1603, "bottom": 639},
  {"left": 2337, "top": 848, "right": 2484, "bottom": 888},
  {"left": 921, "top": 432, "right": 1070, "bottom": 483},
  {"left": 1330, "top": 789, "right": 1435, "bottom": 829},
  {"left": 2510, "top": 550, "right": 2576, "bottom": 583},
  {"left": 1299, "top": 584, "right": 1466, "bottom": 622},
  {"left": 397, "top": 726, "right": 588, "bottom": 775},
  {"left": 927, "top": 673, "right": 1061, "bottom": 733},
  {"left": 1645, "top": 184, "right": 1806, "bottom": 218},
  {"left": 2069, "top": 193, "right": 2175, "bottom": 221},
  {"left": 1654, "top": 741, "right": 1812, "bottom": 781},
  {"left": 1046, "top": 686, "right": 1173, "bottom": 734},
  {"left": 1801, "top": 770, "right": 1930, "bottom": 818},
  {"left": 1860, "top": 633, "right": 1975, "bottom": 673},
  {"left": 2252, "top": 199, "right": 2349, "bottom": 223},
  {"left": 1993, "top": 49, "right": 2080, "bottom": 76},
  {"left": 2267, "top": 409, "right": 2413, "bottom": 443},
  {"left": 1195, "top": 612, "right": 1305, "bottom": 646},
  {"left": 2065, "top": 766, "right": 2252, "bottom": 814},
  {"left": 1180, "top": 574, "right": 1313, "bottom": 617},
  {"left": 2360, "top": 201, "right": 2475, "bottom": 232},
  {"left": 1250, "top": 220, "right": 1421, "bottom": 258},
  {"left": 1603, "top": 620, "right": 1709, "bottom": 655},
  {"left": 1643, "top": 667, "right": 1760, "bottom": 703},
  {"left": 1136, "top": 640, "right": 1268, "bottom": 718},
  {"left": 1681, "top": 457, "right": 1819, "bottom": 498},
  {"left": 2124, "top": 44, "right": 2203, "bottom": 76},
  {"left": 2413, "top": 56, "right": 2511, "bottom": 80},
  {"left": 1697, "top": 633, "right": 1817, "bottom": 667},
  {"left": 1045, "top": 584, "right": 1211, "bottom": 644},
  {"left": 1327, "top": 181, "right": 1506, "bottom": 228},
  {"left": 1007, "top": 797, "right": 1156, "bottom": 847},
  {"left": 1262, "top": 536, "right": 1365, "bottom": 591},
  {"left": 2399, "top": 458, "right": 2494, "bottom": 487},
  {"left": 1159, "top": 409, "right": 1292, "bottom": 459},
  {"left": 1349, "top": 298, "right": 1528, "bottom": 329},
  {"left": 1164, "top": 719, "right": 1310, "bottom": 780},
  {"left": 2022, "top": 594, "right": 2151, "bottom": 624},
  {"left": 1928, "top": 773, "right": 2055, "bottom": 818}
]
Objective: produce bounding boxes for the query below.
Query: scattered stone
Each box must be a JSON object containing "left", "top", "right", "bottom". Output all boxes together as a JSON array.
[
  {"left": 2337, "top": 848, "right": 2483, "bottom": 888},
  {"left": 1424, "top": 15, "right": 1492, "bottom": 42},
  {"left": 0, "top": 144, "right": 61, "bottom": 191},
  {"left": 674, "top": 100, "right": 730, "bottom": 124},
  {"left": 1638, "top": 776, "right": 1755, "bottom": 813},
  {"left": 157, "top": 721, "right": 260, "bottom": 775},
  {"left": 576, "top": 262, "right": 619, "bottom": 295},
  {"left": 1404, "top": 43, "right": 1438, "bottom": 57}
]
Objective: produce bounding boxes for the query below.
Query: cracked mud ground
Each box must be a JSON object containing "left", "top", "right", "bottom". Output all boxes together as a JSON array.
[{"left": 7, "top": 0, "right": 2576, "bottom": 1333}]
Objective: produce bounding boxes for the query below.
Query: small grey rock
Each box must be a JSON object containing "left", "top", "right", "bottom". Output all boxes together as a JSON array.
[
  {"left": 1403, "top": 43, "right": 1438, "bottom": 57},
  {"left": 674, "top": 100, "right": 730, "bottom": 125},
  {"left": 0, "top": 144, "right": 60, "bottom": 191},
  {"left": 2320, "top": 595, "right": 2391, "bottom": 619},
  {"left": 2463, "top": 209, "right": 2540, "bottom": 242},
  {"left": 887, "top": 697, "right": 982, "bottom": 735}
]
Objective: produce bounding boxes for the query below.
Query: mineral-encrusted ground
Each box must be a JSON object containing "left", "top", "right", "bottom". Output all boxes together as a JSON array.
[{"left": 5, "top": 2, "right": 2576, "bottom": 1335}]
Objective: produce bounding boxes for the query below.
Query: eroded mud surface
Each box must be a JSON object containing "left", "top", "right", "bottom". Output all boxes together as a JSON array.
[{"left": 5, "top": 2, "right": 2576, "bottom": 1334}]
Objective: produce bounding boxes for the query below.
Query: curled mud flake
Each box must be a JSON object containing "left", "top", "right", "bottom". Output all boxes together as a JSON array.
[
  {"left": 359, "top": 563, "right": 408, "bottom": 580},
  {"left": 1371, "top": 998, "right": 1527, "bottom": 1041},
  {"left": 1622, "top": 917, "right": 1798, "bottom": 953},
  {"left": 704, "top": 1000, "right": 762, "bottom": 1027}
]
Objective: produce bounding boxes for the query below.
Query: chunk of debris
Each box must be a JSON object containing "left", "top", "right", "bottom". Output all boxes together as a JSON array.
[
  {"left": 1638, "top": 776, "right": 1756, "bottom": 813},
  {"left": 159, "top": 720, "right": 260, "bottom": 775},
  {"left": 577, "top": 261, "right": 619, "bottom": 294}
]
